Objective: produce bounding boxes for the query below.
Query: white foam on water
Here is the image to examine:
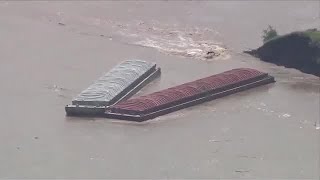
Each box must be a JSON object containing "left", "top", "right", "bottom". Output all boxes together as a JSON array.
[
  {"left": 112, "top": 21, "right": 230, "bottom": 61},
  {"left": 315, "top": 121, "right": 320, "bottom": 130},
  {"left": 282, "top": 113, "right": 291, "bottom": 118},
  {"left": 134, "top": 34, "right": 229, "bottom": 61},
  {"left": 45, "top": 15, "right": 229, "bottom": 61}
]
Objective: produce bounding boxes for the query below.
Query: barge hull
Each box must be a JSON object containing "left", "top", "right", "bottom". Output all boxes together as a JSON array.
[
  {"left": 65, "top": 60, "right": 161, "bottom": 117},
  {"left": 106, "top": 71, "right": 275, "bottom": 121}
]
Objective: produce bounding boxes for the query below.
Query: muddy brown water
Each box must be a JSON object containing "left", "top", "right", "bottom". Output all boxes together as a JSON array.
[{"left": 0, "top": 1, "right": 319, "bottom": 179}]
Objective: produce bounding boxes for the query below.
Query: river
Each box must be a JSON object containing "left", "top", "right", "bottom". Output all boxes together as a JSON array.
[{"left": 0, "top": 1, "right": 319, "bottom": 179}]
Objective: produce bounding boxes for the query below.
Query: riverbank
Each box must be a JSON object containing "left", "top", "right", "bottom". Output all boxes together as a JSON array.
[{"left": 245, "top": 29, "right": 320, "bottom": 76}]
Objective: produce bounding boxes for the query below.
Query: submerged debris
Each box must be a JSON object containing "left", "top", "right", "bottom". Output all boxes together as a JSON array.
[{"left": 204, "top": 51, "right": 216, "bottom": 59}]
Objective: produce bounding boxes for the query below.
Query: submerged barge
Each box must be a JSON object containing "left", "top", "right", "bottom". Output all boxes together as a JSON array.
[
  {"left": 105, "top": 68, "right": 275, "bottom": 121},
  {"left": 65, "top": 60, "right": 161, "bottom": 116}
]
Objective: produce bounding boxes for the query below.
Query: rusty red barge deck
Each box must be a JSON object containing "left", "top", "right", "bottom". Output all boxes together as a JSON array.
[{"left": 105, "top": 68, "right": 275, "bottom": 121}]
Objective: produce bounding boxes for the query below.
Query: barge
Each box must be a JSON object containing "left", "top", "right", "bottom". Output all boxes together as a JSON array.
[
  {"left": 105, "top": 68, "right": 275, "bottom": 121},
  {"left": 65, "top": 60, "right": 161, "bottom": 116}
]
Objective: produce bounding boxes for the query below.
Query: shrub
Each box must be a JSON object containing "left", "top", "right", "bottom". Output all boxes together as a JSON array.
[{"left": 262, "top": 25, "right": 278, "bottom": 43}]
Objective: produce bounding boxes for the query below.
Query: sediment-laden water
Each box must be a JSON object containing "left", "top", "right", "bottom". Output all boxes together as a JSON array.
[{"left": 0, "top": 1, "right": 319, "bottom": 179}]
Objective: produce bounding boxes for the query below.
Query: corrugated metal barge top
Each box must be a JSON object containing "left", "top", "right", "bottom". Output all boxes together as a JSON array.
[
  {"left": 72, "top": 60, "right": 156, "bottom": 106},
  {"left": 110, "top": 68, "right": 267, "bottom": 114}
]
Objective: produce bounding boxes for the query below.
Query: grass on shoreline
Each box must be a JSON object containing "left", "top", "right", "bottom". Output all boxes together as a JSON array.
[
  {"left": 303, "top": 30, "right": 320, "bottom": 44},
  {"left": 264, "top": 29, "right": 320, "bottom": 45}
]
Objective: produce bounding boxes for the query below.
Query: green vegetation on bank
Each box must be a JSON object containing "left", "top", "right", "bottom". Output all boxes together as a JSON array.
[
  {"left": 262, "top": 25, "right": 278, "bottom": 43},
  {"left": 263, "top": 28, "right": 320, "bottom": 45},
  {"left": 303, "top": 30, "right": 320, "bottom": 45}
]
